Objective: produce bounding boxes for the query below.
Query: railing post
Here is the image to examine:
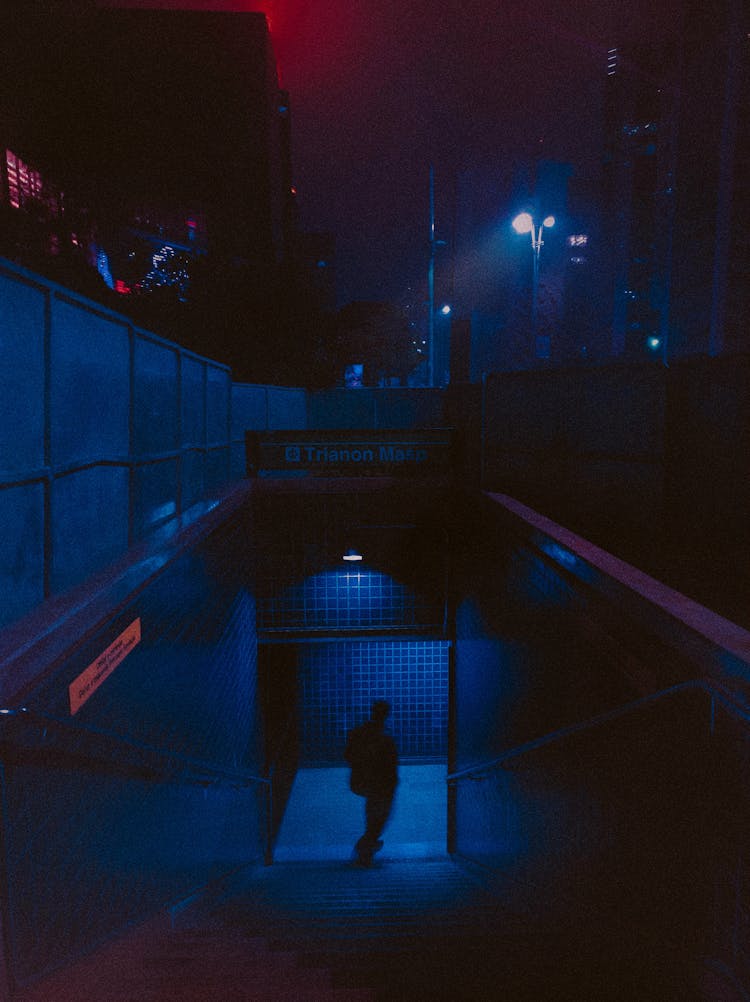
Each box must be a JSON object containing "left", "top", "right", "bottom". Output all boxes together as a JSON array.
[
  {"left": 447, "top": 781, "right": 457, "bottom": 855},
  {"left": 264, "top": 781, "right": 274, "bottom": 866}
]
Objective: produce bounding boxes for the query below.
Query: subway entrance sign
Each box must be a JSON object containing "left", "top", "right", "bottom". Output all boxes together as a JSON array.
[{"left": 246, "top": 429, "right": 455, "bottom": 477}]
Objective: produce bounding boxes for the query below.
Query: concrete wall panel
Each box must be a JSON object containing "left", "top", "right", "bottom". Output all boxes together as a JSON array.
[
  {"left": 133, "top": 335, "right": 179, "bottom": 456},
  {"left": 204, "top": 447, "right": 230, "bottom": 496},
  {"left": 0, "top": 258, "right": 308, "bottom": 630},
  {"left": 131, "top": 459, "right": 179, "bottom": 536},
  {"left": 0, "top": 483, "right": 46, "bottom": 625},
  {"left": 206, "top": 365, "right": 230, "bottom": 446},
  {"left": 307, "top": 390, "right": 375, "bottom": 429},
  {"left": 0, "top": 272, "right": 47, "bottom": 476},
  {"left": 232, "top": 384, "right": 269, "bottom": 436},
  {"left": 50, "top": 466, "right": 129, "bottom": 594},
  {"left": 181, "top": 356, "right": 206, "bottom": 448},
  {"left": 229, "top": 441, "right": 247, "bottom": 480},
  {"left": 267, "top": 387, "right": 306, "bottom": 429},
  {"left": 371, "top": 388, "right": 447, "bottom": 428},
  {"left": 181, "top": 451, "right": 205, "bottom": 511},
  {"left": 576, "top": 366, "right": 665, "bottom": 456},
  {"left": 50, "top": 299, "right": 130, "bottom": 468}
]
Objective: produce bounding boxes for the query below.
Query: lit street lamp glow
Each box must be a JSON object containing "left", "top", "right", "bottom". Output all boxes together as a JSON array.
[
  {"left": 512, "top": 212, "right": 556, "bottom": 361},
  {"left": 512, "top": 213, "right": 555, "bottom": 248},
  {"left": 512, "top": 212, "right": 533, "bottom": 235}
]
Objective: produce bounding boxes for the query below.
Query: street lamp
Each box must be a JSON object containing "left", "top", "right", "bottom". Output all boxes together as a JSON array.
[
  {"left": 427, "top": 166, "right": 449, "bottom": 386},
  {"left": 512, "top": 212, "right": 555, "bottom": 361}
]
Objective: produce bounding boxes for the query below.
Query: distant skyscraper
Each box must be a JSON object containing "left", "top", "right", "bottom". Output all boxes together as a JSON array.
[
  {"left": 668, "top": 0, "right": 750, "bottom": 357},
  {"left": 603, "top": 0, "right": 749, "bottom": 361},
  {"left": 601, "top": 38, "right": 677, "bottom": 360},
  {"left": 0, "top": 8, "right": 294, "bottom": 366}
]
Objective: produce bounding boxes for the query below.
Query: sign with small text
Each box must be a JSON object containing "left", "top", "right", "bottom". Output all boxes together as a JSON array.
[
  {"left": 69, "top": 618, "right": 141, "bottom": 715},
  {"left": 246, "top": 429, "right": 454, "bottom": 478}
]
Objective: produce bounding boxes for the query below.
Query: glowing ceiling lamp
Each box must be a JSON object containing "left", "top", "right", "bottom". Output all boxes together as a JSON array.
[{"left": 342, "top": 548, "right": 363, "bottom": 562}]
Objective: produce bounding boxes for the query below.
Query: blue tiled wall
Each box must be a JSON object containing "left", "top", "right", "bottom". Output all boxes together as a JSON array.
[
  {"left": 1, "top": 506, "right": 265, "bottom": 985},
  {"left": 261, "top": 566, "right": 442, "bottom": 632},
  {"left": 297, "top": 639, "right": 449, "bottom": 763},
  {"left": 28, "top": 512, "right": 261, "bottom": 772}
]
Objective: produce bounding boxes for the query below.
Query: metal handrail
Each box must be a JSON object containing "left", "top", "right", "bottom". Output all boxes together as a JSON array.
[
  {"left": 447, "top": 677, "right": 750, "bottom": 784},
  {"left": 0, "top": 706, "right": 270, "bottom": 790}
]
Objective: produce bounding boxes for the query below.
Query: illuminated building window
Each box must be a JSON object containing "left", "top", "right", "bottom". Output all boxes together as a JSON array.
[
  {"left": 4, "top": 148, "right": 62, "bottom": 216},
  {"left": 140, "top": 243, "right": 192, "bottom": 302},
  {"left": 567, "top": 234, "right": 588, "bottom": 247},
  {"left": 607, "top": 47, "right": 618, "bottom": 75}
]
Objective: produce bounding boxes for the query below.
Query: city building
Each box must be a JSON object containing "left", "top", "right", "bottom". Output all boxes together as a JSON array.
[
  {"left": 601, "top": 38, "right": 677, "bottom": 360},
  {"left": 603, "top": 0, "right": 749, "bottom": 361},
  {"left": 0, "top": 8, "right": 295, "bottom": 371},
  {"left": 668, "top": 0, "right": 750, "bottom": 357}
]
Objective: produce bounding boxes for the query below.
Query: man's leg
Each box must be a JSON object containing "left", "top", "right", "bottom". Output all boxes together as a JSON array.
[{"left": 355, "top": 792, "right": 393, "bottom": 864}]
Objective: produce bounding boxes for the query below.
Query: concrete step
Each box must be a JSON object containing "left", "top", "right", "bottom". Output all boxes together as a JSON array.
[
  {"left": 197, "top": 857, "right": 705, "bottom": 1002},
  {"left": 13, "top": 912, "right": 375, "bottom": 1002}
]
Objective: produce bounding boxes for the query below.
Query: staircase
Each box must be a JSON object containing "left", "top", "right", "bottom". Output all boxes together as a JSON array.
[
  {"left": 199, "top": 853, "right": 712, "bottom": 1002},
  {"left": 13, "top": 764, "right": 718, "bottom": 1000},
  {"left": 208, "top": 855, "right": 536, "bottom": 1001}
]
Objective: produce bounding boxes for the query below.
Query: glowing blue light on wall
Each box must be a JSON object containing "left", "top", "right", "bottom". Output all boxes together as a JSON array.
[{"left": 262, "top": 564, "right": 439, "bottom": 632}]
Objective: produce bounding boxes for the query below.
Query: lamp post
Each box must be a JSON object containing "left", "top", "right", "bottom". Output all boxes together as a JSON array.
[
  {"left": 512, "top": 212, "right": 555, "bottom": 360},
  {"left": 427, "top": 166, "right": 449, "bottom": 386}
]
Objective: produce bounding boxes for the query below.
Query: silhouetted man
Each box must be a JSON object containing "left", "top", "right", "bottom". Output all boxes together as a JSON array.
[{"left": 345, "top": 700, "right": 399, "bottom": 867}]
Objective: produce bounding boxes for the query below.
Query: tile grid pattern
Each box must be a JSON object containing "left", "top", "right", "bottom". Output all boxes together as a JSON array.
[
  {"left": 261, "top": 568, "right": 442, "bottom": 632},
  {"left": 298, "top": 640, "right": 449, "bottom": 763}
]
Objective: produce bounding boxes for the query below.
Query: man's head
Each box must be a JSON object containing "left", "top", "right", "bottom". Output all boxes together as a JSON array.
[{"left": 370, "top": 699, "right": 391, "bottom": 724}]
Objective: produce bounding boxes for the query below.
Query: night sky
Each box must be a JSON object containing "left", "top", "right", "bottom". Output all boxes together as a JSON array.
[{"left": 57, "top": 0, "right": 677, "bottom": 305}]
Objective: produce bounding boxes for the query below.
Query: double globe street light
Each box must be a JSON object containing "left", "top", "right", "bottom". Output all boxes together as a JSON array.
[{"left": 512, "top": 212, "right": 555, "bottom": 361}]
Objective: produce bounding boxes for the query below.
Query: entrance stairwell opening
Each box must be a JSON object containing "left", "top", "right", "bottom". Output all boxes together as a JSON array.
[{"left": 252, "top": 483, "right": 451, "bottom": 864}]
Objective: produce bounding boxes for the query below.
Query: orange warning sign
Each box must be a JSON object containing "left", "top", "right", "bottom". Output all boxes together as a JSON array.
[{"left": 69, "top": 618, "right": 141, "bottom": 715}]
